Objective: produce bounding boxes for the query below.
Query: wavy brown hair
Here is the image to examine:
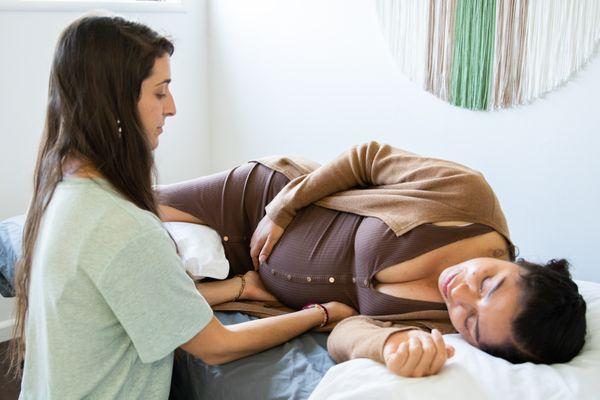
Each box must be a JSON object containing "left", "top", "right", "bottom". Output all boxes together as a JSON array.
[{"left": 8, "top": 15, "right": 174, "bottom": 378}]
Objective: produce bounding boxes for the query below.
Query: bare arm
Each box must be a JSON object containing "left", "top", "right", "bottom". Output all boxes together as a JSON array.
[
  {"left": 181, "top": 302, "right": 357, "bottom": 365},
  {"left": 194, "top": 271, "right": 276, "bottom": 306},
  {"left": 181, "top": 309, "right": 322, "bottom": 364}
]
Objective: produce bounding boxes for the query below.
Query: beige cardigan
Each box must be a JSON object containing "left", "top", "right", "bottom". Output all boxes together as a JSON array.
[
  {"left": 255, "top": 141, "right": 510, "bottom": 240},
  {"left": 216, "top": 141, "right": 511, "bottom": 364}
]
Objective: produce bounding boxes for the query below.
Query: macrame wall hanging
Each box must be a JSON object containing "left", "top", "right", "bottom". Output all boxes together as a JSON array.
[{"left": 376, "top": 0, "right": 600, "bottom": 110}]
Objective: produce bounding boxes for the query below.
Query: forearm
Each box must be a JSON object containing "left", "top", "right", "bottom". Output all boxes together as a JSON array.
[
  {"left": 195, "top": 277, "right": 241, "bottom": 306},
  {"left": 186, "top": 308, "right": 324, "bottom": 365},
  {"left": 218, "top": 308, "right": 323, "bottom": 362}
]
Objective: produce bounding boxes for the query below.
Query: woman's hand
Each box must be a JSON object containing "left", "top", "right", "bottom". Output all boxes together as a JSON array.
[
  {"left": 239, "top": 271, "right": 277, "bottom": 302},
  {"left": 322, "top": 302, "right": 359, "bottom": 324},
  {"left": 383, "top": 329, "right": 454, "bottom": 378},
  {"left": 250, "top": 215, "right": 285, "bottom": 270}
]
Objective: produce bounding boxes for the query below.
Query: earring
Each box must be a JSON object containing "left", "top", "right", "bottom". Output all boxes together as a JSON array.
[{"left": 117, "top": 119, "right": 123, "bottom": 138}]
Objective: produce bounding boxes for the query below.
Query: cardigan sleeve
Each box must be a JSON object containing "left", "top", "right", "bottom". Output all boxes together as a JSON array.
[
  {"left": 264, "top": 141, "right": 433, "bottom": 228},
  {"left": 326, "top": 316, "right": 421, "bottom": 364}
]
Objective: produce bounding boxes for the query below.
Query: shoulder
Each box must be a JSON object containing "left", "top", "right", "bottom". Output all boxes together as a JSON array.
[
  {"left": 53, "top": 178, "right": 171, "bottom": 270},
  {"left": 62, "top": 178, "right": 163, "bottom": 236}
]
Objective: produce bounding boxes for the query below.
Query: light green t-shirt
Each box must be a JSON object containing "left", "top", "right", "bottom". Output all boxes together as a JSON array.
[{"left": 20, "top": 177, "right": 213, "bottom": 399}]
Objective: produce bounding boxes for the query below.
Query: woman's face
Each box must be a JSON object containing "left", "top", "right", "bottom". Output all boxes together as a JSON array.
[
  {"left": 438, "top": 257, "right": 522, "bottom": 349},
  {"left": 137, "top": 54, "right": 176, "bottom": 150}
]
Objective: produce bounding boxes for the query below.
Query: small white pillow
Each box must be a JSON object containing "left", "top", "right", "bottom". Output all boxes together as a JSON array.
[{"left": 163, "top": 222, "right": 230, "bottom": 280}]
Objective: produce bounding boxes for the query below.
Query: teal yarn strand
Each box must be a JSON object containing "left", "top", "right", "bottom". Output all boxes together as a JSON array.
[{"left": 450, "top": 0, "right": 497, "bottom": 110}]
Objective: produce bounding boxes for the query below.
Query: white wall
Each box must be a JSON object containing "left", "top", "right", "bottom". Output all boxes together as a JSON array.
[
  {"left": 0, "top": 1, "right": 211, "bottom": 342},
  {"left": 208, "top": 0, "right": 600, "bottom": 282},
  {"left": 0, "top": 1, "right": 212, "bottom": 221}
]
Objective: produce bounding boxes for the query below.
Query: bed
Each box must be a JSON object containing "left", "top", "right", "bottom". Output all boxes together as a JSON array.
[{"left": 2, "top": 216, "right": 600, "bottom": 400}]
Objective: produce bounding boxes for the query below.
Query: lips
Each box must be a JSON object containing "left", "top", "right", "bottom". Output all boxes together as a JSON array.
[{"left": 442, "top": 271, "right": 459, "bottom": 300}]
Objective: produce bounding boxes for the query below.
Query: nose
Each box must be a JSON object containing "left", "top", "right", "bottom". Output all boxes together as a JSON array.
[
  {"left": 165, "top": 91, "right": 176, "bottom": 117},
  {"left": 450, "top": 280, "right": 478, "bottom": 306}
]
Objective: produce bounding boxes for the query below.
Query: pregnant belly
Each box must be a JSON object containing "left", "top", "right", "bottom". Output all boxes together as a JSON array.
[{"left": 258, "top": 205, "right": 362, "bottom": 310}]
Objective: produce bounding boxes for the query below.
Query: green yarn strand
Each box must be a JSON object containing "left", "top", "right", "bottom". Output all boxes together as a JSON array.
[{"left": 450, "top": 0, "right": 497, "bottom": 110}]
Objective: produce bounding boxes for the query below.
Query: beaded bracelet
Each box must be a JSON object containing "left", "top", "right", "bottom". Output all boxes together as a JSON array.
[
  {"left": 233, "top": 274, "right": 246, "bottom": 302},
  {"left": 302, "top": 303, "right": 329, "bottom": 327}
]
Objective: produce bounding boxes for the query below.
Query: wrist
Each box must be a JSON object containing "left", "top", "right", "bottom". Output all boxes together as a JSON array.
[
  {"left": 383, "top": 330, "right": 412, "bottom": 358},
  {"left": 233, "top": 274, "right": 245, "bottom": 302},
  {"left": 302, "top": 303, "right": 328, "bottom": 327}
]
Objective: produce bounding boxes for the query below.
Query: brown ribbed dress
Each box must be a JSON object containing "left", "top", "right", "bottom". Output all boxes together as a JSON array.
[{"left": 157, "top": 162, "right": 492, "bottom": 316}]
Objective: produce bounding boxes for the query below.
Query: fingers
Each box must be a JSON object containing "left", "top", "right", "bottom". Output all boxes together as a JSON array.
[
  {"left": 386, "top": 330, "right": 452, "bottom": 378},
  {"left": 447, "top": 345, "right": 455, "bottom": 358},
  {"left": 258, "top": 238, "right": 274, "bottom": 264},
  {"left": 250, "top": 216, "right": 278, "bottom": 270},
  {"left": 428, "top": 329, "right": 449, "bottom": 375},
  {"left": 398, "top": 337, "right": 422, "bottom": 377},
  {"left": 251, "top": 237, "right": 275, "bottom": 270},
  {"left": 250, "top": 226, "right": 265, "bottom": 270},
  {"left": 385, "top": 342, "right": 409, "bottom": 376},
  {"left": 250, "top": 240, "right": 260, "bottom": 270},
  {"left": 412, "top": 335, "right": 436, "bottom": 377}
]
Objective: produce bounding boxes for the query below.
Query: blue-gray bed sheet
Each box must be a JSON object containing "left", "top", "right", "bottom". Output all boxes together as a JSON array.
[{"left": 169, "top": 311, "right": 335, "bottom": 400}]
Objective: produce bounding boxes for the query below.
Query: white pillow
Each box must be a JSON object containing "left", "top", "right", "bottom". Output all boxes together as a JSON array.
[
  {"left": 163, "top": 222, "right": 230, "bottom": 280},
  {"left": 309, "top": 280, "right": 600, "bottom": 400}
]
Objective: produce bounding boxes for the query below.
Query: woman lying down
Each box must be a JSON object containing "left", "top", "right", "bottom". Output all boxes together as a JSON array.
[{"left": 158, "top": 141, "right": 587, "bottom": 377}]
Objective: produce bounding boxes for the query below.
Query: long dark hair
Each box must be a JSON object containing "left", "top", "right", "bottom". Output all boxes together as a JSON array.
[
  {"left": 8, "top": 15, "right": 174, "bottom": 378},
  {"left": 482, "top": 258, "right": 587, "bottom": 364}
]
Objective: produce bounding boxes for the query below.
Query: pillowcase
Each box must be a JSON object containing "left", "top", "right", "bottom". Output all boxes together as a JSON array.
[
  {"left": 0, "top": 215, "right": 25, "bottom": 297},
  {"left": 162, "top": 222, "right": 230, "bottom": 280}
]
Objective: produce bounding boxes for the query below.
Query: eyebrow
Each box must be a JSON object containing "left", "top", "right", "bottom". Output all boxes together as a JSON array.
[
  {"left": 154, "top": 79, "right": 171, "bottom": 87},
  {"left": 474, "top": 277, "right": 506, "bottom": 343}
]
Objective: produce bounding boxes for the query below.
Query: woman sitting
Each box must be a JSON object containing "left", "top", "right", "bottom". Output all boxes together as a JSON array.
[
  {"left": 9, "top": 15, "right": 355, "bottom": 399},
  {"left": 158, "top": 141, "right": 587, "bottom": 377}
]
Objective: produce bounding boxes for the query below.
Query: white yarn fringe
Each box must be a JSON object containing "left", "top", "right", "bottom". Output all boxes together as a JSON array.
[
  {"left": 491, "top": 0, "right": 528, "bottom": 109},
  {"left": 376, "top": 0, "right": 430, "bottom": 86},
  {"left": 520, "top": 0, "right": 600, "bottom": 103},
  {"left": 426, "top": 0, "right": 457, "bottom": 101}
]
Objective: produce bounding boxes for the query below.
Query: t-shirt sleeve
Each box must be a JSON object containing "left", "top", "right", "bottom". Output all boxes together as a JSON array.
[{"left": 96, "top": 227, "right": 213, "bottom": 363}]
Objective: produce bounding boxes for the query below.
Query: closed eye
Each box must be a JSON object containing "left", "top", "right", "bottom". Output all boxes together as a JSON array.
[
  {"left": 479, "top": 277, "right": 490, "bottom": 294},
  {"left": 464, "top": 313, "right": 476, "bottom": 340}
]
